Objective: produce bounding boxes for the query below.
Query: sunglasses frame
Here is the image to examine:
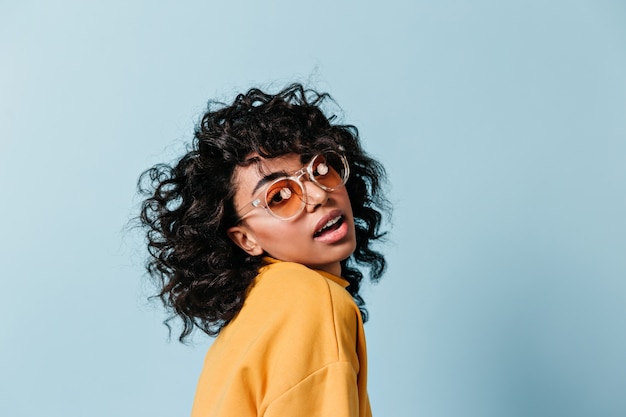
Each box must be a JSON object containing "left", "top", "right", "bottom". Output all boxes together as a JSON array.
[{"left": 236, "top": 151, "right": 350, "bottom": 221}]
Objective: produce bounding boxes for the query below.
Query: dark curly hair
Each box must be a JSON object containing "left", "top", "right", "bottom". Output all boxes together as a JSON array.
[{"left": 138, "top": 83, "right": 389, "bottom": 342}]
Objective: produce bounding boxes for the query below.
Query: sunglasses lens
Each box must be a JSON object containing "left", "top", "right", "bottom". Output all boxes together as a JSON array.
[
  {"left": 311, "top": 152, "right": 348, "bottom": 189},
  {"left": 265, "top": 179, "right": 304, "bottom": 218}
]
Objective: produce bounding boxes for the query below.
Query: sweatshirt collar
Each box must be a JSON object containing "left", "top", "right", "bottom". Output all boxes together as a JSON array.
[{"left": 261, "top": 257, "right": 350, "bottom": 288}]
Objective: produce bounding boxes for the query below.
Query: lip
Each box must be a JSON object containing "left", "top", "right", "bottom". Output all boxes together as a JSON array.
[{"left": 313, "top": 209, "right": 344, "bottom": 236}]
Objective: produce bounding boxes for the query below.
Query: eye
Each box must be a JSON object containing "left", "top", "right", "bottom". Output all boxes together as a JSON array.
[{"left": 266, "top": 186, "right": 293, "bottom": 206}]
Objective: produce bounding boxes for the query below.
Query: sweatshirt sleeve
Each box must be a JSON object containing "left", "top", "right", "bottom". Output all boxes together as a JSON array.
[{"left": 264, "top": 361, "right": 359, "bottom": 417}]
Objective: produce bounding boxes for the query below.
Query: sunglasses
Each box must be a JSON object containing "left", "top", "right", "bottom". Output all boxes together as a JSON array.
[{"left": 237, "top": 151, "right": 350, "bottom": 220}]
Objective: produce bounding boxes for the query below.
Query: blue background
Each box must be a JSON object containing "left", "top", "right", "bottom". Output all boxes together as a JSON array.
[{"left": 2, "top": 1, "right": 625, "bottom": 416}]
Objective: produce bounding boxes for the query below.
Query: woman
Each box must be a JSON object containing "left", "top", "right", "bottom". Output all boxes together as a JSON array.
[{"left": 138, "top": 83, "right": 390, "bottom": 416}]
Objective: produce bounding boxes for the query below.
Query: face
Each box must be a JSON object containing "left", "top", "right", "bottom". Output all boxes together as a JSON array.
[{"left": 227, "top": 153, "right": 357, "bottom": 277}]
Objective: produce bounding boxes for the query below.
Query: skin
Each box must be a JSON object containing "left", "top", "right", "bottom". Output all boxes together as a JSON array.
[{"left": 227, "top": 153, "right": 357, "bottom": 277}]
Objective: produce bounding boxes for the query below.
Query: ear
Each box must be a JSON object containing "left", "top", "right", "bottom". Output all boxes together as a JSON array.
[{"left": 227, "top": 225, "right": 264, "bottom": 256}]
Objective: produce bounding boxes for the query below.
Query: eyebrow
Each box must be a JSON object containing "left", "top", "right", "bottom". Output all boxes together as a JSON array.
[{"left": 251, "top": 170, "right": 290, "bottom": 196}]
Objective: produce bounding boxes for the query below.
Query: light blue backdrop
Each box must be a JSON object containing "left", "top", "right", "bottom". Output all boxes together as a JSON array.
[{"left": 1, "top": 1, "right": 625, "bottom": 416}]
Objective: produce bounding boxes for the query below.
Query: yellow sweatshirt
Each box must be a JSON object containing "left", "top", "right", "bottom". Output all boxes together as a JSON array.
[{"left": 191, "top": 258, "right": 372, "bottom": 417}]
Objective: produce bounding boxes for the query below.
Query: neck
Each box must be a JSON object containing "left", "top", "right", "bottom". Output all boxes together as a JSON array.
[{"left": 313, "top": 261, "right": 342, "bottom": 277}]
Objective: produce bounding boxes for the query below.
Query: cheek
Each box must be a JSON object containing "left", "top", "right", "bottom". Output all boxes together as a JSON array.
[
  {"left": 253, "top": 220, "right": 297, "bottom": 243},
  {"left": 337, "top": 189, "right": 354, "bottom": 212}
]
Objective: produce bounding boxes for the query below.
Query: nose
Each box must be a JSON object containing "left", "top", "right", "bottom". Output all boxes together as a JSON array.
[{"left": 302, "top": 178, "right": 329, "bottom": 212}]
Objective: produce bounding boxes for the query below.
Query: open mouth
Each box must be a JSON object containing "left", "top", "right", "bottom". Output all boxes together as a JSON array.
[{"left": 314, "top": 215, "right": 344, "bottom": 238}]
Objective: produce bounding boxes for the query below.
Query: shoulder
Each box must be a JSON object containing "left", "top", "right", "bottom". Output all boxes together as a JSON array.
[
  {"left": 255, "top": 261, "right": 353, "bottom": 304},
  {"left": 244, "top": 261, "right": 361, "bottom": 366},
  {"left": 242, "top": 261, "right": 357, "bottom": 327}
]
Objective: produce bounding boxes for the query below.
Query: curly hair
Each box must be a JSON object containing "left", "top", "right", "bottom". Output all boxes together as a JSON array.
[{"left": 138, "top": 83, "right": 389, "bottom": 341}]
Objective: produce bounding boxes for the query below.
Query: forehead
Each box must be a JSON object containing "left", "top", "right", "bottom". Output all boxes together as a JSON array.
[{"left": 246, "top": 153, "right": 305, "bottom": 175}]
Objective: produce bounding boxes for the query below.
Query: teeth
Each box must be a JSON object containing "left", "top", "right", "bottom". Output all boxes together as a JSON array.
[{"left": 317, "top": 216, "right": 341, "bottom": 233}]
